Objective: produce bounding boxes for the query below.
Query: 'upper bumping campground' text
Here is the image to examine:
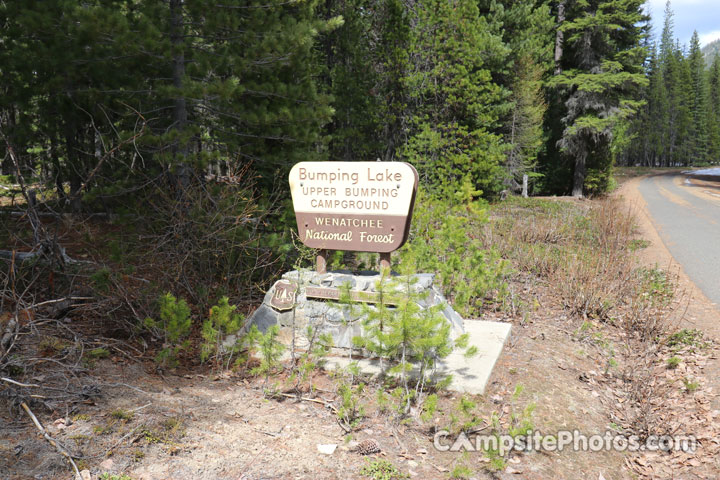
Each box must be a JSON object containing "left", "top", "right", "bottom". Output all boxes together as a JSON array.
[{"left": 297, "top": 167, "right": 407, "bottom": 209}]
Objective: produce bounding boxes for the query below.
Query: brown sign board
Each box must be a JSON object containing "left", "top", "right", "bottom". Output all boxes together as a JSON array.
[
  {"left": 305, "top": 286, "right": 399, "bottom": 305},
  {"left": 289, "top": 162, "right": 418, "bottom": 253}
]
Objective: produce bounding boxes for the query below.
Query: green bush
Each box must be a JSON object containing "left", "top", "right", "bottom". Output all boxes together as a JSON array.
[
  {"left": 360, "top": 459, "right": 408, "bottom": 480},
  {"left": 399, "top": 191, "right": 507, "bottom": 317},
  {"left": 247, "top": 324, "right": 285, "bottom": 382},
  {"left": 350, "top": 270, "right": 476, "bottom": 416},
  {"left": 143, "top": 293, "right": 192, "bottom": 367},
  {"left": 90, "top": 267, "right": 113, "bottom": 294},
  {"left": 201, "top": 296, "right": 245, "bottom": 369}
]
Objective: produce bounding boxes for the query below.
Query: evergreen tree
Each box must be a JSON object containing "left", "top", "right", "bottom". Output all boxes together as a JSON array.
[
  {"left": 687, "top": 32, "right": 710, "bottom": 164},
  {"left": 647, "top": 45, "right": 669, "bottom": 166},
  {"left": 401, "top": 0, "right": 510, "bottom": 198},
  {"left": 0, "top": 0, "right": 336, "bottom": 208},
  {"left": 627, "top": 44, "right": 667, "bottom": 166},
  {"left": 708, "top": 55, "right": 720, "bottom": 162},
  {"left": 673, "top": 42, "right": 694, "bottom": 166},
  {"left": 320, "top": 0, "right": 383, "bottom": 162},
  {"left": 139, "top": 0, "right": 337, "bottom": 186},
  {"left": 0, "top": 1, "right": 149, "bottom": 208},
  {"left": 506, "top": 56, "right": 548, "bottom": 189},
  {"left": 549, "top": 0, "right": 648, "bottom": 196},
  {"left": 491, "top": 0, "right": 555, "bottom": 192}
]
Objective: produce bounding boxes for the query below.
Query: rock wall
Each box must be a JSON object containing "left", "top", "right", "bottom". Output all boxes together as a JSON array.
[{"left": 247, "top": 270, "right": 465, "bottom": 350}]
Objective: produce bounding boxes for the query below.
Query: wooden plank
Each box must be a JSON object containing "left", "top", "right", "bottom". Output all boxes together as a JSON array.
[{"left": 305, "top": 286, "right": 399, "bottom": 305}]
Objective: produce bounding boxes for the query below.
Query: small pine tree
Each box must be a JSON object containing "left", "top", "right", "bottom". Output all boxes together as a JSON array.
[
  {"left": 144, "top": 293, "right": 192, "bottom": 367},
  {"left": 351, "top": 263, "right": 477, "bottom": 415},
  {"left": 247, "top": 325, "right": 285, "bottom": 384},
  {"left": 201, "top": 296, "right": 244, "bottom": 369},
  {"left": 399, "top": 191, "right": 507, "bottom": 317}
]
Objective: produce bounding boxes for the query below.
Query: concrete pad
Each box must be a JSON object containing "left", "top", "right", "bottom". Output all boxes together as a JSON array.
[{"left": 323, "top": 320, "right": 511, "bottom": 395}]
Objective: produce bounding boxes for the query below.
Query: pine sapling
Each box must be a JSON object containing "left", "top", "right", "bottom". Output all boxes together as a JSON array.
[
  {"left": 143, "top": 293, "right": 192, "bottom": 367},
  {"left": 248, "top": 325, "right": 285, "bottom": 385},
  {"left": 201, "top": 296, "right": 244, "bottom": 370}
]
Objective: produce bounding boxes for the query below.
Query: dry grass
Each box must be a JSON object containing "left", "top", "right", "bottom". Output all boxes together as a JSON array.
[
  {"left": 488, "top": 196, "right": 674, "bottom": 338},
  {"left": 487, "top": 195, "right": 693, "bottom": 446}
]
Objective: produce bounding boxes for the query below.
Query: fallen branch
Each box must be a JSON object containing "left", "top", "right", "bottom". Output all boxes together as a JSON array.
[
  {"left": 0, "top": 248, "right": 91, "bottom": 266},
  {"left": 253, "top": 425, "right": 285, "bottom": 437},
  {"left": 9, "top": 211, "right": 60, "bottom": 218},
  {"left": 274, "top": 392, "right": 350, "bottom": 432},
  {"left": 20, "top": 401, "right": 82, "bottom": 480},
  {"left": 1, "top": 377, "right": 38, "bottom": 388}
]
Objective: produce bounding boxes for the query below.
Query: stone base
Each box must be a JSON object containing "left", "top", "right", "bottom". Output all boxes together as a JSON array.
[
  {"left": 247, "top": 270, "right": 465, "bottom": 350},
  {"left": 324, "top": 320, "right": 511, "bottom": 395}
]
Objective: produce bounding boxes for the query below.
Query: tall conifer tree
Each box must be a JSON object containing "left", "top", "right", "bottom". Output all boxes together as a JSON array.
[
  {"left": 708, "top": 55, "right": 720, "bottom": 161},
  {"left": 401, "top": 0, "right": 509, "bottom": 198},
  {"left": 549, "top": 0, "right": 648, "bottom": 196},
  {"left": 687, "top": 32, "right": 710, "bottom": 164}
]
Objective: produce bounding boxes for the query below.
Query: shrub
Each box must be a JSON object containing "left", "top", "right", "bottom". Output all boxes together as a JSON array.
[
  {"left": 247, "top": 324, "right": 285, "bottom": 382},
  {"left": 399, "top": 191, "right": 507, "bottom": 317},
  {"left": 141, "top": 172, "right": 291, "bottom": 306},
  {"left": 350, "top": 270, "right": 476, "bottom": 416},
  {"left": 201, "top": 296, "right": 244, "bottom": 369},
  {"left": 143, "top": 293, "right": 192, "bottom": 367},
  {"left": 360, "top": 459, "right": 408, "bottom": 480}
]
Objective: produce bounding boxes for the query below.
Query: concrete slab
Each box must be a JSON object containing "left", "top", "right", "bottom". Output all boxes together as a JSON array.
[{"left": 323, "top": 320, "right": 511, "bottom": 395}]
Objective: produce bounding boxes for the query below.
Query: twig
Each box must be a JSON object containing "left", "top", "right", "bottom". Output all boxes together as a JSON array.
[
  {"left": 20, "top": 402, "right": 82, "bottom": 480},
  {"left": 32, "top": 297, "right": 94, "bottom": 309},
  {"left": 275, "top": 392, "right": 336, "bottom": 411},
  {"left": 253, "top": 425, "right": 285, "bottom": 437},
  {"left": 1, "top": 377, "right": 39, "bottom": 388},
  {"left": 100, "top": 382, "right": 154, "bottom": 395},
  {"left": 1, "top": 376, "right": 93, "bottom": 399},
  {"left": 130, "top": 402, "right": 152, "bottom": 413},
  {"left": 100, "top": 426, "right": 143, "bottom": 458}
]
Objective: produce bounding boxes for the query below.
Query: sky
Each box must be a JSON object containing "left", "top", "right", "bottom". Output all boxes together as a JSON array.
[{"left": 644, "top": 0, "right": 720, "bottom": 47}]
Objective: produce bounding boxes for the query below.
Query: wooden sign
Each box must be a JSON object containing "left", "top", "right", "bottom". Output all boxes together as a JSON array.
[
  {"left": 305, "top": 286, "right": 399, "bottom": 305},
  {"left": 289, "top": 162, "right": 418, "bottom": 253}
]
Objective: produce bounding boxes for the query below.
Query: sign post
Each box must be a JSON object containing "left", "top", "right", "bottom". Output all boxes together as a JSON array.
[{"left": 289, "top": 161, "right": 418, "bottom": 272}]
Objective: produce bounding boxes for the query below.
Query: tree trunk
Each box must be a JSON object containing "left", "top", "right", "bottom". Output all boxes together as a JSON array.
[
  {"left": 50, "top": 136, "right": 66, "bottom": 202},
  {"left": 64, "top": 122, "right": 83, "bottom": 212},
  {"left": 170, "top": 0, "right": 190, "bottom": 191},
  {"left": 2, "top": 107, "right": 24, "bottom": 177},
  {"left": 572, "top": 151, "right": 586, "bottom": 198},
  {"left": 1, "top": 110, "right": 14, "bottom": 176},
  {"left": 554, "top": 0, "right": 566, "bottom": 75}
]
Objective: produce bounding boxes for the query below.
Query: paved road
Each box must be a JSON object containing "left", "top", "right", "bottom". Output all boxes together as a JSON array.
[{"left": 637, "top": 172, "right": 720, "bottom": 306}]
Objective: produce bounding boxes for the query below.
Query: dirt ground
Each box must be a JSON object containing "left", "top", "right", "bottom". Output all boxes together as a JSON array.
[
  {"left": 2, "top": 298, "right": 636, "bottom": 480},
  {"left": 3, "top": 177, "right": 720, "bottom": 480}
]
